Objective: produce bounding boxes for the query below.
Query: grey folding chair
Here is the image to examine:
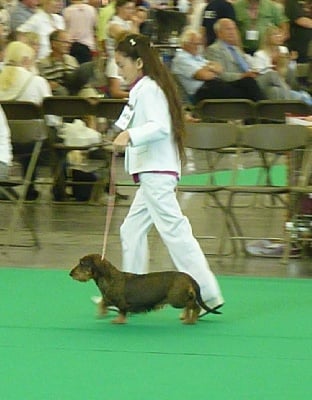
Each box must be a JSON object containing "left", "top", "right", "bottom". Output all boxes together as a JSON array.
[
  {"left": 224, "top": 124, "right": 311, "bottom": 259},
  {"left": 255, "top": 100, "right": 311, "bottom": 123},
  {"left": 285, "top": 146, "right": 312, "bottom": 261},
  {"left": 0, "top": 102, "right": 48, "bottom": 249},
  {"left": 178, "top": 122, "right": 241, "bottom": 255},
  {"left": 42, "top": 96, "right": 105, "bottom": 203},
  {"left": 94, "top": 98, "right": 127, "bottom": 121},
  {"left": 193, "top": 99, "right": 257, "bottom": 124}
]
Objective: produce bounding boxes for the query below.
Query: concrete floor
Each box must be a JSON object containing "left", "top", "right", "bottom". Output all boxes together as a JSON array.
[{"left": 0, "top": 149, "right": 311, "bottom": 279}]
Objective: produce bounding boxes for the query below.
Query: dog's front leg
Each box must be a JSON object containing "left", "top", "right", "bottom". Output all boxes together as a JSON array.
[
  {"left": 97, "top": 298, "right": 109, "bottom": 317},
  {"left": 111, "top": 311, "right": 127, "bottom": 324}
]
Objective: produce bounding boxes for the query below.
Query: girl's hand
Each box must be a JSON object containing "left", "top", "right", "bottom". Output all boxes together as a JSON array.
[{"left": 113, "top": 130, "right": 130, "bottom": 152}]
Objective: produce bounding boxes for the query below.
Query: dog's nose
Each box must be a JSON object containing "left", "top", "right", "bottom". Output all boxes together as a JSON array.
[{"left": 69, "top": 270, "right": 73, "bottom": 276}]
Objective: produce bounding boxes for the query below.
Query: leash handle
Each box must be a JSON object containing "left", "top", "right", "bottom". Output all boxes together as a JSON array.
[{"left": 101, "top": 151, "right": 117, "bottom": 260}]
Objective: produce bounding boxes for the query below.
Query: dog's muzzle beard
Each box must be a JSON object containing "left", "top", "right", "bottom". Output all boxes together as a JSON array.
[{"left": 69, "top": 268, "right": 92, "bottom": 282}]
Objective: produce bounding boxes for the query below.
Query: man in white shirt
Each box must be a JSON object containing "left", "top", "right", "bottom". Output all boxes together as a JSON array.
[
  {"left": 172, "top": 27, "right": 265, "bottom": 103},
  {"left": 17, "top": 0, "right": 65, "bottom": 60}
]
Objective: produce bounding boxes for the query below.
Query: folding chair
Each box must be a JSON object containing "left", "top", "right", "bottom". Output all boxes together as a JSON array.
[
  {"left": 193, "top": 99, "right": 257, "bottom": 124},
  {"left": 42, "top": 96, "right": 105, "bottom": 203},
  {"left": 224, "top": 124, "right": 311, "bottom": 258},
  {"left": 0, "top": 101, "right": 47, "bottom": 249},
  {"left": 178, "top": 122, "right": 241, "bottom": 255},
  {"left": 94, "top": 98, "right": 127, "bottom": 121},
  {"left": 255, "top": 100, "right": 311, "bottom": 123},
  {"left": 284, "top": 146, "right": 312, "bottom": 261}
]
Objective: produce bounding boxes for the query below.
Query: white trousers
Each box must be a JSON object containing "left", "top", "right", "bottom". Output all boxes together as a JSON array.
[{"left": 120, "top": 173, "right": 224, "bottom": 306}]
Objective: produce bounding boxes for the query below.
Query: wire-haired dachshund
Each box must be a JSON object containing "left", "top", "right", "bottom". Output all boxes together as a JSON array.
[{"left": 69, "top": 254, "right": 218, "bottom": 324}]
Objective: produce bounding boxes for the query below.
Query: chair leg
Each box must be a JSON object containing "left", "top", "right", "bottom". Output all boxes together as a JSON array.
[{"left": 4, "top": 141, "right": 42, "bottom": 250}]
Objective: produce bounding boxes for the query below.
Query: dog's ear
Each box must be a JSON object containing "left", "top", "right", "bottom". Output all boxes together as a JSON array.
[{"left": 90, "top": 254, "right": 103, "bottom": 268}]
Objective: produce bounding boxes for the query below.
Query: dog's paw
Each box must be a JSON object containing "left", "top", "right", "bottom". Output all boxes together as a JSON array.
[{"left": 111, "top": 315, "right": 127, "bottom": 324}]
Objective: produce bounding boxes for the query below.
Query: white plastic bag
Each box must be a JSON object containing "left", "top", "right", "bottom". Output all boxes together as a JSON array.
[{"left": 59, "top": 119, "right": 102, "bottom": 146}]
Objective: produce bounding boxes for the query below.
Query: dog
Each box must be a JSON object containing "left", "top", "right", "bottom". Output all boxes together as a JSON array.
[{"left": 69, "top": 254, "right": 219, "bottom": 324}]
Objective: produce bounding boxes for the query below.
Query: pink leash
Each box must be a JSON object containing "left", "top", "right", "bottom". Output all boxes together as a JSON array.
[{"left": 101, "top": 152, "right": 117, "bottom": 260}]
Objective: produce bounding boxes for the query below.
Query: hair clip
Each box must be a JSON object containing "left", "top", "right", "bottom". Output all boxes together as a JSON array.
[{"left": 129, "top": 38, "right": 136, "bottom": 46}]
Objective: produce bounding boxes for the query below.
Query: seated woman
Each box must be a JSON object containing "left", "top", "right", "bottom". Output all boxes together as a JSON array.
[
  {"left": 0, "top": 40, "right": 52, "bottom": 200},
  {"left": 253, "top": 25, "right": 312, "bottom": 105}
]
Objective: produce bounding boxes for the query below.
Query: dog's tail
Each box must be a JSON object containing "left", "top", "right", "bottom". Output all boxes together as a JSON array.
[{"left": 191, "top": 280, "right": 222, "bottom": 315}]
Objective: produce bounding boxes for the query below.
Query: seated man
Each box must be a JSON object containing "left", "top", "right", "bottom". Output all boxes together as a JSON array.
[
  {"left": 171, "top": 27, "right": 265, "bottom": 104},
  {"left": 38, "top": 29, "right": 98, "bottom": 96},
  {"left": 206, "top": 18, "right": 291, "bottom": 100}
]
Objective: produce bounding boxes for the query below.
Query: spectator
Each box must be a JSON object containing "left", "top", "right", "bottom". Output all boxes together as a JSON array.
[
  {"left": 206, "top": 18, "right": 292, "bottom": 99},
  {"left": 19, "top": 31, "right": 40, "bottom": 72},
  {"left": 17, "top": 0, "right": 65, "bottom": 59},
  {"left": 234, "top": 0, "right": 288, "bottom": 55},
  {"left": 63, "top": 0, "right": 98, "bottom": 64},
  {"left": 284, "top": 0, "right": 312, "bottom": 62},
  {"left": 0, "top": 1, "right": 11, "bottom": 41},
  {"left": 97, "top": 0, "right": 116, "bottom": 55},
  {"left": 172, "top": 27, "right": 265, "bottom": 103},
  {"left": 104, "top": 0, "right": 139, "bottom": 98},
  {"left": 0, "top": 41, "right": 51, "bottom": 200},
  {"left": 0, "top": 105, "right": 12, "bottom": 184},
  {"left": 253, "top": 25, "right": 297, "bottom": 82},
  {"left": 10, "top": 0, "right": 38, "bottom": 33},
  {"left": 188, "top": 0, "right": 208, "bottom": 32},
  {"left": 253, "top": 24, "right": 312, "bottom": 104},
  {"left": 38, "top": 29, "right": 78, "bottom": 95},
  {"left": 38, "top": 29, "right": 98, "bottom": 96},
  {"left": 201, "top": 0, "right": 236, "bottom": 45}
]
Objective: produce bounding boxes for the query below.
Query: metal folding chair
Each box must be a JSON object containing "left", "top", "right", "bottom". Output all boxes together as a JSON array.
[
  {"left": 224, "top": 124, "right": 311, "bottom": 259},
  {"left": 193, "top": 99, "right": 257, "bottom": 124},
  {"left": 255, "top": 100, "right": 311, "bottom": 123},
  {"left": 94, "top": 98, "right": 126, "bottom": 121},
  {"left": 0, "top": 101, "right": 47, "bottom": 249},
  {"left": 178, "top": 122, "right": 241, "bottom": 255},
  {"left": 42, "top": 96, "right": 106, "bottom": 203},
  {"left": 285, "top": 146, "right": 312, "bottom": 261}
]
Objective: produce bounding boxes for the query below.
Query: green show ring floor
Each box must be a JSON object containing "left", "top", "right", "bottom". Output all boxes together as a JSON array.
[{"left": 0, "top": 268, "right": 311, "bottom": 400}]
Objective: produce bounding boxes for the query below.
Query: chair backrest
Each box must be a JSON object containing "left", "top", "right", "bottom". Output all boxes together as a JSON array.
[
  {"left": 1, "top": 100, "right": 42, "bottom": 119},
  {"left": 1, "top": 101, "right": 48, "bottom": 143},
  {"left": 8, "top": 120, "right": 48, "bottom": 144},
  {"left": 193, "top": 99, "right": 257, "bottom": 123},
  {"left": 255, "top": 100, "right": 312, "bottom": 123},
  {"left": 94, "top": 99, "right": 127, "bottom": 120},
  {"left": 184, "top": 122, "right": 239, "bottom": 150},
  {"left": 240, "top": 124, "right": 310, "bottom": 152},
  {"left": 42, "top": 96, "right": 94, "bottom": 118}
]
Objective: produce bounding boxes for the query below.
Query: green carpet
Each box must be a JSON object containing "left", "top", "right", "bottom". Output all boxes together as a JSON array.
[
  {"left": 118, "top": 165, "right": 287, "bottom": 187},
  {"left": 0, "top": 268, "right": 311, "bottom": 400}
]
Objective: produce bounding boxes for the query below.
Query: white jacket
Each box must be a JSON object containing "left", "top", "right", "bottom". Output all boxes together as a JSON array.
[{"left": 124, "top": 76, "right": 181, "bottom": 177}]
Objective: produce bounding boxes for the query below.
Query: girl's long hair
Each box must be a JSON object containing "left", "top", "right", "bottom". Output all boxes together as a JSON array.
[{"left": 115, "top": 33, "right": 186, "bottom": 161}]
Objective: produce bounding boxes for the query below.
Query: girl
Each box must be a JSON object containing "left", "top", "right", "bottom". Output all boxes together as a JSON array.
[{"left": 113, "top": 33, "right": 224, "bottom": 316}]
